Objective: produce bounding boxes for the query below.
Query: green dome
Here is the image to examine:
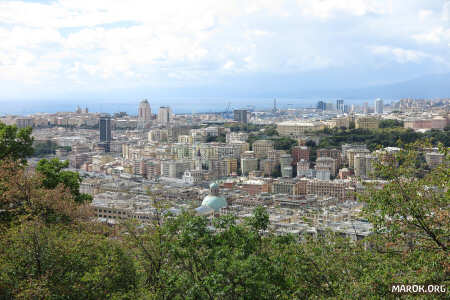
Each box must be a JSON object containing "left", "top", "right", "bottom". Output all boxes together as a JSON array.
[
  {"left": 209, "top": 182, "right": 219, "bottom": 189},
  {"left": 201, "top": 195, "right": 227, "bottom": 211}
]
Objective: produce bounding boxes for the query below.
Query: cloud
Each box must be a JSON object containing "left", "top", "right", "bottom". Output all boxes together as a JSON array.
[
  {"left": 297, "top": 0, "right": 391, "bottom": 19},
  {"left": 369, "top": 46, "right": 428, "bottom": 63},
  {"left": 413, "top": 27, "right": 450, "bottom": 44},
  {"left": 0, "top": 0, "right": 449, "bottom": 99}
]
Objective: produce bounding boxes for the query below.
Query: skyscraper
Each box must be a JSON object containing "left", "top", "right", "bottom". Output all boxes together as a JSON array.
[
  {"left": 317, "top": 101, "right": 326, "bottom": 111},
  {"left": 233, "top": 109, "right": 248, "bottom": 124},
  {"left": 336, "top": 99, "right": 344, "bottom": 112},
  {"left": 99, "top": 115, "right": 111, "bottom": 152},
  {"left": 363, "top": 102, "right": 369, "bottom": 114},
  {"left": 138, "top": 99, "right": 152, "bottom": 129},
  {"left": 158, "top": 106, "right": 172, "bottom": 125},
  {"left": 325, "top": 102, "right": 334, "bottom": 111},
  {"left": 375, "top": 98, "right": 384, "bottom": 114}
]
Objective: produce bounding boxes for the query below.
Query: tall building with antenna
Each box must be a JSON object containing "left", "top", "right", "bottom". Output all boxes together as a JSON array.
[{"left": 272, "top": 98, "right": 277, "bottom": 113}]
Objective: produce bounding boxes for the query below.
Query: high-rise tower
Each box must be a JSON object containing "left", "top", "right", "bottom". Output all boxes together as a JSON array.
[
  {"left": 138, "top": 99, "right": 152, "bottom": 129},
  {"left": 375, "top": 98, "right": 384, "bottom": 114},
  {"left": 336, "top": 99, "right": 344, "bottom": 112},
  {"left": 158, "top": 106, "right": 172, "bottom": 125},
  {"left": 233, "top": 109, "right": 248, "bottom": 124},
  {"left": 99, "top": 114, "right": 111, "bottom": 152}
]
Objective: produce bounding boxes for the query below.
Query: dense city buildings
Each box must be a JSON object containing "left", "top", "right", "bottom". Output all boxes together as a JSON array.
[{"left": 3, "top": 96, "right": 448, "bottom": 242}]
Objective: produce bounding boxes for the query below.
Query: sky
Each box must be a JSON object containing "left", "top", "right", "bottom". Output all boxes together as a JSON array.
[{"left": 0, "top": 0, "right": 449, "bottom": 103}]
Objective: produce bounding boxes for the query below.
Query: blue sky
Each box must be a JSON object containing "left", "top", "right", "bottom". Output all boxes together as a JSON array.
[{"left": 0, "top": 0, "right": 449, "bottom": 101}]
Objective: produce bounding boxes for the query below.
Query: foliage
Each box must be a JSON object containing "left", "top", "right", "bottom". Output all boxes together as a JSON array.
[
  {"left": 379, "top": 119, "right": 404, "bottom": 128},
  {"left": 0, "top": 122, "right": 34, "bottom": 162},
  {"left": 36, "top": 158, "right": 92, "bottom": 203},
  {"left": 0, "top": 221, "right": 138, "bottom": 299},
  {"left": 225, "top": 123, "right": 263, "bottom": 133},
  {"left": 248, "top": 135, "right": 297, "bottom": 151},
  {"left": 262, "top": 124, "right": 278, "bottom": 136},
  {"left": 272, "top": 136, "right": 298, "bottom": 150},
  {"left": 361, "top": 142, "right": 449, "bottom": 253},
  {"left": 0, "top": 158, "right": 91, "bottom": 225},
  {"left": 206, "top": 134, "right": 226, "bottom": 143},
  {"left": 270, "top": 164, "right": 282, "bottom": 178},
  {"left": 359, "top": 143, "right": 449, "bottom": 295},
  {"left": 317, "top": 127, "right": 450, "bottom": 151}
]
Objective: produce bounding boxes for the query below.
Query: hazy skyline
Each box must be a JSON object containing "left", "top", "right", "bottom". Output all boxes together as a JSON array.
[{"left": 0, "top": 0, "right": 449, "bottom": 102}]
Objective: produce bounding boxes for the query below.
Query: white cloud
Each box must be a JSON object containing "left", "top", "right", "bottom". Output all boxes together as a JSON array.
[
  {"left": 370, "top": 45, "right": 427, "bottom": 63},
  {"left": 297, "top": 0, "right": 391, "bottom": 19},
  {"left": 413, "top": 27, "right": 450, "bottom": 44},
  {"left": 0, "top": 0, "right": 449, "bottom": 94},
  {"left": 418, "top": 9, "right": 433, "bottom": 21},
  {"left": 443, "top": 1, "right": 450, "bottom": 21}
]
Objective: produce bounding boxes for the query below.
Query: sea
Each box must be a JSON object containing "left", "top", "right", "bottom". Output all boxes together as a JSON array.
[{"left": 0, "top": 97, "right": 373, "bottom": 116}]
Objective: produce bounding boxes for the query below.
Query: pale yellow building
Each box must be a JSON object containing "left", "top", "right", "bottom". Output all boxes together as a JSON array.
[
  {"left": 277, "top": 121, "right": 324, "bottom": 136},
  {"left": 355, "top": 117, "right": 379, "bottom": 130}
]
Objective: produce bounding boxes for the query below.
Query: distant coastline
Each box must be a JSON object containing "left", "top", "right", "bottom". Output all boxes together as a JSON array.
[{"left": 0, "top": 97, "right": 382, "bottom": 116}]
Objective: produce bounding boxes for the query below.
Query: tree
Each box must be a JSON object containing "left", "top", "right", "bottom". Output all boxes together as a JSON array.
[
  {"left": 0, "top": 158, "right": 91, "bottom": 225},
  {"left": 0, "top": 122, "right": 34, "bottom": 162},
  {"left": 246, "top": 206, "right": 269, "bottom": 235},
  {"left": 361, "top": 142, "right": 449, "bottom": 253},
  {"left": 0, "top": 221, "right": 138, "bottom": 299},
  {"left": 270, "top": 164, "right": 281, "bottom": 178},
  {"left": 36, "top": 158, "right": 92, "bottom": 203},
  {"left": 357, "top": 143, "right": 449, "bottom": 292},
  {"left": 272, "top": 137, "right": 298, "bottom": 151},
  {"left": 263, "top": 125, "right": 279, "bottom": 136},
  {"left": 305, "top": 140, "right": 316, "bottom": 148},
  {"left": 379, "top": 119, "right": 403, "bottom": 128},
  {"left": 206, "top": 134, "right": 226, "bottom": 143}
]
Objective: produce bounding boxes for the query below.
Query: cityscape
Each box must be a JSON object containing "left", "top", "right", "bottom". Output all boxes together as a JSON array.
[
  {"left": 0, "top": 0, "right": 448, "bottom": 298},
  {"left": 1, "top": 97, "right": 448, "bottom": 235}
]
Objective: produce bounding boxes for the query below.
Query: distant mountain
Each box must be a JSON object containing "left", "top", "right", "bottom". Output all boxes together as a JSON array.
[{"left": 340, "top": 73, "right": 450, "bottom": 99}]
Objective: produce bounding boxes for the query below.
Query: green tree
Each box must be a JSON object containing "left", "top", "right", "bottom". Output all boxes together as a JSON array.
[
  {"left": 361, "top": 143, "right": 448, "bottom": 252},
  {"left": 272, "top": 137, "right": 298, "bottom": 151},
  {"left": 379, "top": 119, "right": 404, "bottom": 128},
  {"left": 358, "top": 143, "right": 449, "bottom": 292},
  {"left": 0, "top": 158, "right": 90, "bottom": 225},
  {"left": 0, "top": 221, "right": 138, "bottom": 299},
  {"left": 36, "top": 158, "right": 92, "bottom": 203},
  {"left": 0, "top": 122, "right": 34, "bottom": 162}
]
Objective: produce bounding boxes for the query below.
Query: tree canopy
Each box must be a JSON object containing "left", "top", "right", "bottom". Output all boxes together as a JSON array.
[
  {"left": 36, "top": 158, "right": 92, "bottom": 203},
  {"left": 0, "top": 122, "right": 34, "bottom": 162}
]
